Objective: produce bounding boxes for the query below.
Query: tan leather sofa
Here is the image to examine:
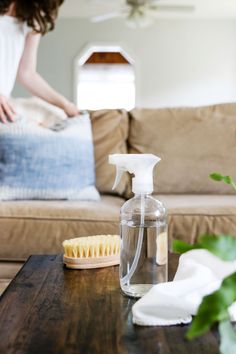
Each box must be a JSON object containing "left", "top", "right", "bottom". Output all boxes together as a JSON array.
[{"left": 1, "top": 104, "right": 236, "bottom": 287}]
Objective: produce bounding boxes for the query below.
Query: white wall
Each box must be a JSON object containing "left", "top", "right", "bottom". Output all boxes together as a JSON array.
[{"left": 13, "top": 18, "right": 236, "bottom": 108}]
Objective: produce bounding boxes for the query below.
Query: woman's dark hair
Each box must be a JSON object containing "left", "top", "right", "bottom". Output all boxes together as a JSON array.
[{"left": 0, "top": 0, "right": 64, "bottom": 34}]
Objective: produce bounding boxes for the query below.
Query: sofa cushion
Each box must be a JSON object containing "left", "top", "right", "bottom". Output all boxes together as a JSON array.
[
  {"left": 0, "top": 280, "right": 10, "bottom": 296},
  {"left": 0, "top": 262, "right": 23, "bottom": 279},
  {"left": 129, "top": 104, "right": 236, "bottom": 194},
  {"left": 0, "top": 196, "right": 125, "bottom": 261},
  {"left": 158, "top": 194, "right": 236, "bottom": 244},
  {"left": 90, "top": 109, "right": 129, "bottom": 196}
]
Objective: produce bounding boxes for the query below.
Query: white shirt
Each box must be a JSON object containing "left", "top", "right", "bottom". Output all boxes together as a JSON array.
[{"left": 0, "top": 15, "right": 30, "bottom": 97}]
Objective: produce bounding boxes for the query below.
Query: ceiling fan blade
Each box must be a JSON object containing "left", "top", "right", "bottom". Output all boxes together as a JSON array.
[
  {"left": 149, "top": 5, "right": 195, "bottom": 12},
  {"left": 91, "top": 11, "right": 123, "bottom": 22}
]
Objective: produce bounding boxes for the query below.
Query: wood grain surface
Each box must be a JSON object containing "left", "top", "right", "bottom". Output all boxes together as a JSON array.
[{"left": 0, "top": 254, "right": 220, "bottom": 354}]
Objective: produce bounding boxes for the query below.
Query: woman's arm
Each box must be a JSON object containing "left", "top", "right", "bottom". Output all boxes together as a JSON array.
[{"left": 17, "top": 32, "right": 79, "bottom": 117}]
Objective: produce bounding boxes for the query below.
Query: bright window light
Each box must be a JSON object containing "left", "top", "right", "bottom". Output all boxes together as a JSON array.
[{"left": 77, "top": 64, "right": 135, "bottom": 110}]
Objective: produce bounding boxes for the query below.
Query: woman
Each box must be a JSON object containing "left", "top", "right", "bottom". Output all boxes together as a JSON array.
[{"left": 0, "top": 0, "right": 79, "bottom": 123}]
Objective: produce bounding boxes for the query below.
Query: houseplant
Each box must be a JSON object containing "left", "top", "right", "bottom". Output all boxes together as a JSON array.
[{"left": 173, "top": 173, "right": 236, "bottom": 354}]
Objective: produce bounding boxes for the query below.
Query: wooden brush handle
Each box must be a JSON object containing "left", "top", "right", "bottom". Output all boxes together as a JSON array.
[{"left": 63, "top": 255, "right": 120, "bottom": 269}]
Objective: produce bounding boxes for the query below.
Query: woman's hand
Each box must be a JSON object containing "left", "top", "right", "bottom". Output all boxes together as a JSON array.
[
  {"left": 0, "top": 95, "right": 16, "bottom": 123},
  {"left": 62, "top": 101, "right": 79, "bottom": 118}
]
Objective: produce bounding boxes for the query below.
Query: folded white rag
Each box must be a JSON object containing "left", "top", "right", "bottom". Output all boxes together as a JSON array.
[{"left": 132, "top": 249, "right": 236, "bottom": 326}]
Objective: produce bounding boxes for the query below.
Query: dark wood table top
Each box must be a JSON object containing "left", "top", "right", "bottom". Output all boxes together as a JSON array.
[{"left": 0, "top": 254, "right": 220, "bottom": 354}]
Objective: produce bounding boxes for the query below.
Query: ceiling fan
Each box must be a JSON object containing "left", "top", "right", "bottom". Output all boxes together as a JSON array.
[{"left": 91, "top": 0, "right": 195, "bottom": 28}]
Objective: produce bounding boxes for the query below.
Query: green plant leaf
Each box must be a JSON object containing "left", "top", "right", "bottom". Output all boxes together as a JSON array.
[
  {"left": 173, "top": 234, "right": 236, "bottom": 261},
  {"left": 186, "top": 272, "right": 236, "bottom": 339},
  {"left": 219, "top": 320, "right": 236, "bottom": 354},
  {"left": 172, "top": 239, "right": 198, "bottom": 253},
  {"left": 210, "top": 172, "right": 225, "bottom": 181},
  {"left": 210, "top": 173, "right": 236, "bottom": 190},
  {"left": 199, "top": 234, "right": 236, "bottom": 261}
]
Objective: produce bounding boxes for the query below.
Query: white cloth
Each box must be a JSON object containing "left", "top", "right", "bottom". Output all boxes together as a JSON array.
[
  {"left": 0, "top": 15, "right": 31, "bottom": 97},
  {"left": 132, "top": 250, "right": 236, "bottom": 326}
]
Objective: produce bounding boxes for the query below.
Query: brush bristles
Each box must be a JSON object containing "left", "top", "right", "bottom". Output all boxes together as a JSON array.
[{"left": 63, "top": 235, "right": 121, "bottom": 258}]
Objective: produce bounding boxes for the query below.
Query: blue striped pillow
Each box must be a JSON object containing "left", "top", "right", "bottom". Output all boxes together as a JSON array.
[{"left": 0, "top": 113, "right": 100, "bottom": 200}]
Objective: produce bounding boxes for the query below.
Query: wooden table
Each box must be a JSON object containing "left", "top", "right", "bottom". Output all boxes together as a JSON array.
[{"left": 0, "top": 254, "right": 220, "bottom": 354}]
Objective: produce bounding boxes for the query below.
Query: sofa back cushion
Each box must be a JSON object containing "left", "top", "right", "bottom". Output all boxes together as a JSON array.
[
  {"left": 129, "top": 104, "right": 236, "bottom": 194},
  {"left": 90, "top": 109, "right": 129, "bottom": 196}
]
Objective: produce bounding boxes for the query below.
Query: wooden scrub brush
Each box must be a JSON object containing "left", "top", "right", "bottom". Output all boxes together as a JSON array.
[{"left": 63, "top": 235, "right": 121, "bottom": 269}]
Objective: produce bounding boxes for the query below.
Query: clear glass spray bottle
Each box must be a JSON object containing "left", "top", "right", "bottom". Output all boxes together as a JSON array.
[{"left": 109, "top": 154, "right": 168, "bottom": 298}]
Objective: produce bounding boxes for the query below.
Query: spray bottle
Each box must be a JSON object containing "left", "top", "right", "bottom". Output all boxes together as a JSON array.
[{"left": 109, "top": 154, "right": 168, "bottom": 298}]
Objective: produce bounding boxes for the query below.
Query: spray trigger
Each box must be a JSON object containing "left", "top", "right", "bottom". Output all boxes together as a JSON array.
[{"left": 112, "top": 166, "right": 126, "bottom": 190}]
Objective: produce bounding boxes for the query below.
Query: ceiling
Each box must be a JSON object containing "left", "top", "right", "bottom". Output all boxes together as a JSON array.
[{"left": 60, "top": 0, "right": 236, "bottom": 19}]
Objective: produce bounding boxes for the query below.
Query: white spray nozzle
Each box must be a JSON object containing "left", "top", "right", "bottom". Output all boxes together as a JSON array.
[{"left": 109, "top": 154, "right": 161, "bottom": 194}]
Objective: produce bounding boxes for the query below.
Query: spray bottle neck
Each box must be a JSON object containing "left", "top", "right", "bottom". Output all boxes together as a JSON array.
[
  {"left": 132, "top": 171, "right": 154, "bottom": 195},
  {"left": 134, "top": 192, "right": 151, "bottom": 198}
]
